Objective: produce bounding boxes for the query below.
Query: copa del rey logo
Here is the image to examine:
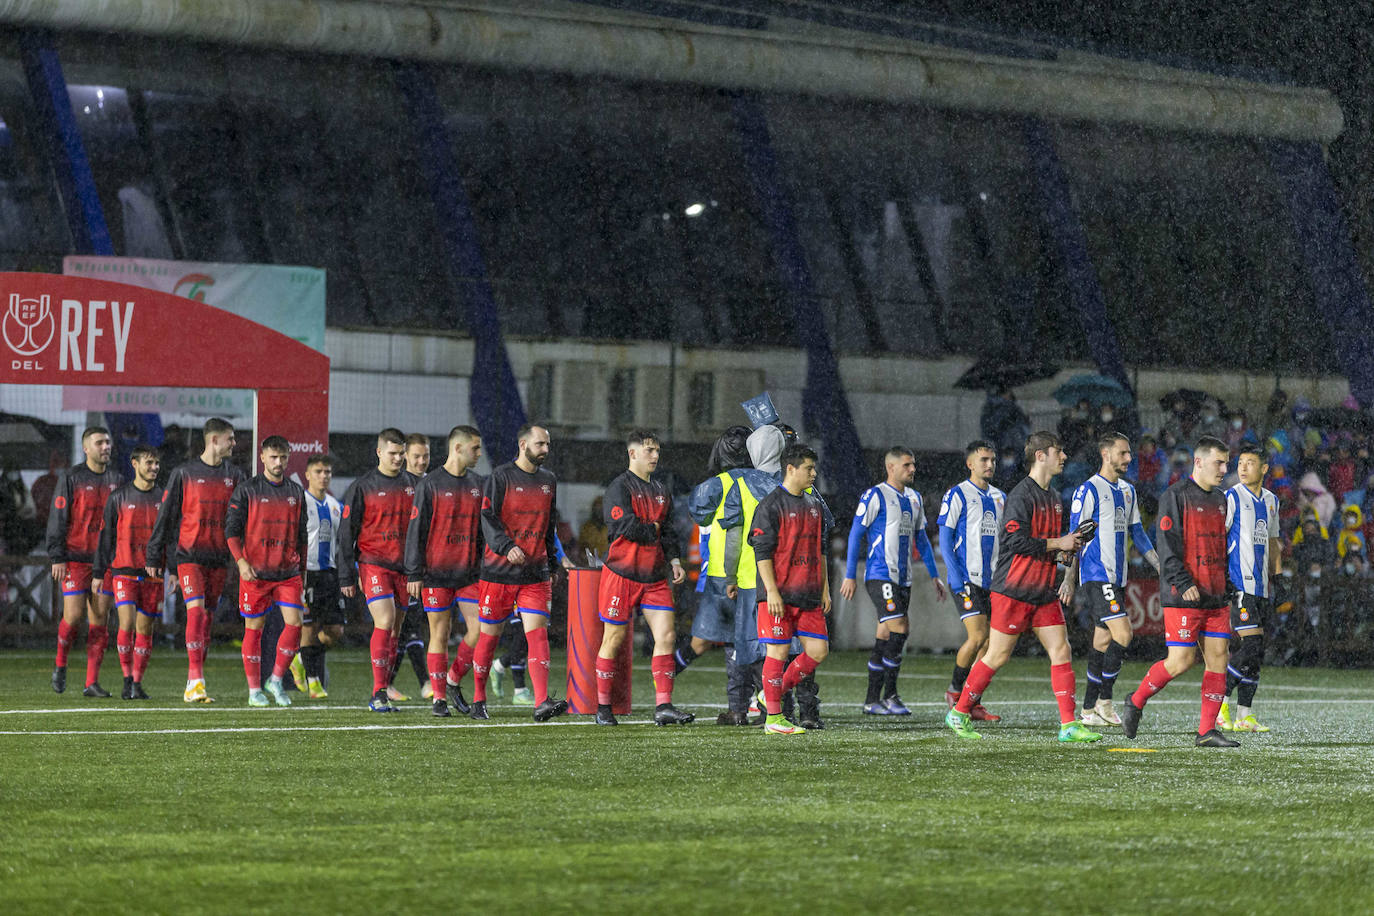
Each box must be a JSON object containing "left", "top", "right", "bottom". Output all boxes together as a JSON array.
[{"left": 4, "top": 292, "right": 135, "bottom": 372}]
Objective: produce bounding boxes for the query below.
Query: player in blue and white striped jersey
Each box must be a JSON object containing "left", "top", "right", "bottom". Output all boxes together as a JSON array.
[
  {"left": 936, "top": 440, "right": 1006, "bottom": 720},
  {"left": 1071, "top": 433, "right": 1159, "bottom": 728},
  {"left": 840, "top": 446, "right": 947, "bottom": 715},
  {"left": 297, "top": 454, "right": 345, "bottom": 699},
  {"left": 1217, "top": 444, "right": 1281, "bottom": 733}
]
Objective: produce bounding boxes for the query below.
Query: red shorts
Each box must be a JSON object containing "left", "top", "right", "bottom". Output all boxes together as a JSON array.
[
  {"left": 61, "top": 562, "right": 113, "bottom": 598},
  {"left": 597, "top": 568, "right": 674, "bottom": 625},
  {"left": 990, "top": 592, "right": 1065, "bottom": 634},
  {"left": 358, "top": 563, "right": 408, "bottom": 607},
  {"left": 179, "top": 563, "right": 228, "bottom": 608},
  {"left": 757, "top": 603, "right": 828, "bottom": 644},
  {"left": 477, "top": 579, "right": 551, "bottom": 624},
  {"left": 113, "top": 575, "right": 163, "bottom": 617},
  {"left": 239, "top": 575, "right": 305, "bottom": 619},
  {"left": 422, "top": 582, "right": 480, "bottom": 613},
  {"left": 1164, "top": 605, "right": 1231, "bottom": 647}
]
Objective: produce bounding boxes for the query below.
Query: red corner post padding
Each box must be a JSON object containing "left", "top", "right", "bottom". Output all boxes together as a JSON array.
[{"left": 565, "top": 568, "right": 632, "bottom": 714}]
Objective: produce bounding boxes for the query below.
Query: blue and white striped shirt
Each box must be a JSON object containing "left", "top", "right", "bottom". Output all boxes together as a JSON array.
[
  {"left": 305, "top": 490, "right": 342, "bottom": 573},
  {"left": 1226, "top": 484, "right": 1280, "bottom": 598},
  {"left": 1071, "top": 474, "right": 1153, "bottom": 587},
  {"left": 937, "top": 480, "right": 1005, "bottom": 590},
  {"left": 845, "top": 482, "right": 936, "bottom": 587}
]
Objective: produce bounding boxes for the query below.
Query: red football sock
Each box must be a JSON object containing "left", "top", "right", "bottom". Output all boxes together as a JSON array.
[
  {"left": 652, "top": 654, "right": 678, "bottom": 705},
  {"left": 1131, "top": 661, "right": 1174, "bottom": 710},
  {"left": 1050, "top": 662, "right": 1077, "bottom": 724},
  {"left": 448, "top": 640, "right": 474, "bottom": 684},
  {"left": 472, "top": 631, "right": 499, "bottom": 702},
  {"left": 241, "top": 627, "right": 263, "bottom": 690},
  {"left": 385, "top": 633, "right": 401, "bottom": 687},
  {"left": 1199, "top": 670, "right": 1227, "bottom": 735},
  {"left": 956, "top": 659, "right": 996, "bottom": 714},
  {"left": 273, "top": 624, "right": 301, "bottom": 679},
  {"left": 369, "top": 627, "right": 391, "bottom": 693},
  {"left": 85, "top": 625, "right": 108, "bottom": 687},
  {"left": 185, "top": 606, "right": 207, "bottom": 681},
  {"left": 762, "top": 655, "right": 786, "bottom": 715},
  {"left": 133, "top": 632, "right": 153, "bottom": 682},
  {"left": 55, "top": 619, "right": 75, "bottom": 667},
  {"left": 781, "top": 652, "right": 819, "bottom": 694},
  {"left": 116, "top": 628, "right": 135, "bottom": 678},
  {"left": 595, "top": 655, "right": 617, "bottom": 705},
  {"left": 525, "top": 626, "right": 551, "bottom": 705},
  {"left": 428, "top": 652, "right": 448, "bottom": 701}
]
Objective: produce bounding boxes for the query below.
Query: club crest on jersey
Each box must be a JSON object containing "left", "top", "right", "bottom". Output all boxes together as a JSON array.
[
  {"left": 541, "top": 485, "right": 551, "bottom": 495},
  {"left": 809, "top": 507, "right": 819, "bottom": 518},
  {"left": 223, "top": 478, "right": 233, "bottom": 487},
  {"left": 1054, "top": 503, "right": 1062, "bottom": 515},
  {"left": 1240, "top": 608, "right": 1250, "bottom": 622},
  {"left": 287, "top": 497, "right": 296, "bottom": 506},
  {"left": 469, "top": 489, "right": 479, "bottom": 498},
  {"left": 405, "top": 487, "right": 414, "bottom": 496}
]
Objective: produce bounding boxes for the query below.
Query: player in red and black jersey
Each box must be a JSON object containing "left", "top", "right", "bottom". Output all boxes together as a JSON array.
[
  {"left": 226, "top": 436, "right": 309, "bottom": 708},
  {"left": 339, "top": 428, "right": 416, "bottom": 712},
  {"left": 405, "top": 425, "right": 486, "bottom": 717},
  {"left": 470, "top": 424, "right": 568, "bottom": 722},
  {"left": 747, "top": 443, "right": 832, "bottom": 736},
  {"left": 93, "top": 445, "right": 162, "bottom": 700},
  {"left": 382, "top": 432, "right": 437, "bottom": 702},
  {"left": 146, "top": 417, "right": 245, "bottom": 704},
  {"left": 592, "top": 429, "right": 693, "bottom": 727},
  {"left": 946, "top": 431, "right": 1100, "bottom": 743},
  {"left": 1120, "top": 436, "right": 1239, "bottom": 747},
  {"left": 47, "top": 426, "right": 123, "bottom": 696}
]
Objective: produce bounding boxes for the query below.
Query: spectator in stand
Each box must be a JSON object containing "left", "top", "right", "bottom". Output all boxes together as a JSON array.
[
  {"left": 1298, "top": 471, "right": 1337, "bottom": 530},
  {"left": 1268, "top": 459, "right": 1300, "bottom": 540},
  {"left": 577, "top": 496, "right": 609, "bottom": 560},
  {"left": 980, "top": 386, "right": 1031, "bottom": 459},
  {"left": 1335, "top": 504, "right": 1366, "bottom": 563},
  {"left": 1291, "top": 509, "right": 1332, "bottom": 575},
  {"left": 1135, "top": 434, "right": 1167, "bottom": 501},
  {"left": 1164, "top": 447, "right": 1192, "bottom": 489},
  {"left": 1262, "top": 389, "right": 1290, "bottom": 440},
  {"left": 1057, "top": 400, "right": 1094, "bottom": 463},
  {"left": 1225, "top": 410, "right": 1251, "bottom": 456},
  {"left": 29, "top": 450, "right": 63, "bottom": 535},
  {"left": 1327, "top": 437, "right": 1358, "bottom": 504}
]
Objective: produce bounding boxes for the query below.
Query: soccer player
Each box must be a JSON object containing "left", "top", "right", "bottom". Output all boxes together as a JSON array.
[
  {"left": 944, "top": 431, "right": 1100, "bottom": 743},
  {"left": 147, "top": 417, "right": 245, "bottom": 704},
  {"left": 491, "top": 533, "right": 575, "bottom": 705},
  {"left": 339, "top": 428, "right": 415, "bottom": 712},
  {"left": 748, "top": 443, "right": 832, "bottom": 736},
  {"left": 840, "top": 446, "right": 948, "bottom": 716},
  {"left": 937, "top": 440, "right": 1005, "bottom": 721},
  {"left": 1217, "top": 444, "right": 1281, "bottom": 733},
  {"left": 1073, "top": 433, "right": 1160, "bottom": 728},
  {"left": 405, "top": 425, "right": 486, "bottom": 718},
  {"left": 386, "top": 432, "right": 435, "bottom": 700},
  {"left": 1119, "top": 436, "right": 1239, "bottom": 747},
  {"left": 225, "top": 436, "right": 309, "bottom": 707},
  {"left": 92, "top": 445, "right": 162, "bottom": 700},
  {"left": 469, "top": 424, "right": 568, "bottom": 722},
  {"left": 47, "top": 426, "right": 123, "bottom": 696},
  {"left": 593, "top": 429, "right": 693, "bottom": 726},
  {"left": 297, "top": 454, "right": 344, "bottom": 699}
]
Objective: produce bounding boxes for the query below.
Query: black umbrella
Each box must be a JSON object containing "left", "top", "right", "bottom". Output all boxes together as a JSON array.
[{"left": 954, "top": 358, "right": 1060, "bottom": 392}]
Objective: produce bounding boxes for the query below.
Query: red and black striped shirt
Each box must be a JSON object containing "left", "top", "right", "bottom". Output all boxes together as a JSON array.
[
  {"left": 148, "top": 458, "right": 245, "bottom": 568},
  {"left": 603, "top": 471, "right": 680, "bottom": 584},
  {"left": 480, "top": 463, "right": 557, "bottom": 585},
  {"left": 339, "top": 468, "right": 416, "bottom": 580},
  {"left": 748, "top": 487, "right": 829, "bottom": 609},
  {"left": 405, "top": 468, "right": 486, "bottom": 588},
  {"left": 225, "top": 475, "right": 309, "bottom": 581},
  {"left": 991, "top": 476, "right": 1064, "bottom": 605},
  {"left": 92, "top": 482, "right": 162, "bottom": 578},
  {"left": 45, "top": 463, "right": 123, "bottom": 564}
]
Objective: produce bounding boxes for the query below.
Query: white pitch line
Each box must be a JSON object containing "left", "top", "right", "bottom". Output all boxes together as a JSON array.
[{"left": 0, "top": 719, "right": 662, "bottom": 737}]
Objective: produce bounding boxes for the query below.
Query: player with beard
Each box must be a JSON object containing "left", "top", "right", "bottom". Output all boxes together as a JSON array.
[
  {"left": 147, "top": 417, "right": 245, "bottom": 704},
  {"left": 47, "top": 426, "right": 122, "bottom": 697},
  {"left": 93, "top": 445, "right": 162, "bottom": 700},
  {"left": 469, "top": 424, "right": 568, "bottom": 722}
]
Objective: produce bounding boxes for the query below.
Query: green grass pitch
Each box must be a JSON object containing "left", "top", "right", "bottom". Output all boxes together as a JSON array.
[{"left": 3, "top": 647, "right": 1372, "bottom": 915}]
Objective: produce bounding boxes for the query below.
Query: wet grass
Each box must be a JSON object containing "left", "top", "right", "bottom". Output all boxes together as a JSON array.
[{"left": 2, "top": 648, "right": 1370, "bottom": 914}]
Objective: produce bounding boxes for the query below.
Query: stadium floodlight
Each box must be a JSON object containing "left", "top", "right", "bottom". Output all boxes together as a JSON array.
[{"left": 684, "top": 202, "right": 705, "bottom": 217}]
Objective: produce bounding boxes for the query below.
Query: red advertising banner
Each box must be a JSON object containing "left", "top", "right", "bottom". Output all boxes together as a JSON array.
[
  {"left": 0, "top": 272, "right": 329, "bottom": 478},
  {"left": 1124, "top": 577, "right": 1164, "bottom": 637}
]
